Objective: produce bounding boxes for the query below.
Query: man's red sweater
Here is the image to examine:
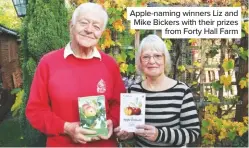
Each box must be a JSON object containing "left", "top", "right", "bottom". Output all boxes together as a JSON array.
[{"left": 26, "top": 48, "right": 126, "bottom": 147}]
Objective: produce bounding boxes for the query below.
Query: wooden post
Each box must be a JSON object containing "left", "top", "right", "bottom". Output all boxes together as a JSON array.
[
  {"left": 217, "top": 39, "right": 226, "bottom": 118},
  {"left": 135, "top": 30, "right": 140, "bottom": 49}
]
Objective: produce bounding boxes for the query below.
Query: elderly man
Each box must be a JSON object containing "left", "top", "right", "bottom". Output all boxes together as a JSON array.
[{"left": 26, "top": 2, "right": 126, "bottom": 147}]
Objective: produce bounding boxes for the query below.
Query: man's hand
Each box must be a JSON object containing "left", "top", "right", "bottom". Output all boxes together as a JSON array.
[
  {"left": 64, "top": 122, "right": 100, "bottom": 144},
  {"left": 98, "top": 119, "right": 113, "bottom": 140}
]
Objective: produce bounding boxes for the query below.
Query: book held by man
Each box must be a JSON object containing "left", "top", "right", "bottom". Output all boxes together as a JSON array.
[
  {"left": 78, "top": 95, "right": 108, "bottom": 137},
  {"left": 120, "top": 93, "right": 146, "bottom": 132}
]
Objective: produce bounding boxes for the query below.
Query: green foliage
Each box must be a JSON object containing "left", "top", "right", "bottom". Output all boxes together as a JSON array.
[
  {"left": 212, "top": 81, "right": 222, "bottom": 90},
  {"left": 26, "top": 58, "right": 37, "bottom": 77},
  {"left": 202, "top": 120, "right": 209, "bottom": 128},
  {"left": 222, "top": 59, "right": 234, "bottom": 72},
  {"left": 11, "top": 89, "right": 24, "bottom": 117},
  {"left": 228, "top": 131, "right": 236, "bottom": 141},
  {"left": 239, "top": 47, "right": 248, "bottom": 60},
  {"left": 177, "top": 65, "right": 186, "bottom": 72},
  {"left": 206, "top": 94, "right": 220, "bottom": 103},
  {"left": 118, "top": 31, "right": 134, "bottom": 50},
  {"left": 107, "top": 8, "right": 122, "bottom": 25},
  {"left": 164, "top": 39, "right": 172, "bottom": 50},
  {"left": 127, "top": 64, "right": 136, "bottom": 74},
  {"left": 20, "top": 0, "right": 70, "bottom": 146},
  {"left": 0, "top": 118, "right": 24, "bottom": 146},
  {"left": 231, "top": 44, "right": 238, "bottom": 50},
  {"left": 11, "top": 88, "right": 22, "bottom": 95},
  {"left": 232, "top": 132, "right": 248, "bottom": 147},
  {"left": 27, "top": 0, "right": 69, "bottom": 61},
  {"left": 207, "top": 48, "right": 219, "bottom": 58},
  {"left": 214, "top": 118, "right": 223, "bottom": 130},
  {"left": 127, "top": 50, "right": 135, "bottom": 60},
  {"left": 231, "top": 44, "right": 248, "bottom": 60},
  {"left": 0, "top": 0, "right": 21, "bottom": 31},
  {"left": 116, "top": 54, "right": 125, "bottom": 63}
]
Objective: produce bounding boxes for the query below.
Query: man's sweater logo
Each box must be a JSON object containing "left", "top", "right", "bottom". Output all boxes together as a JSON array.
[{"left": 97, "top": 79, "right": 106, "bottom": 93}]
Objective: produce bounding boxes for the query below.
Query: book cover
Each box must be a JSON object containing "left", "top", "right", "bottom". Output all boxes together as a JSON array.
[
  {"left": 120, "top": 93, "right": 146, "bottom": 132},
  {"left": 78, "top": 95, "right": 108, "bottom": 137}
]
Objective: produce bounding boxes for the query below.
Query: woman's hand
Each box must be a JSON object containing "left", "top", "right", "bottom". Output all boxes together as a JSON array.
[
  {"left": 114, "top": 126, "right": 134, "bottom": 141},
  {"left": 64, "top": 122, "right": 100, "bottom": 144},
  {"left": 135, "top": 124, "right": 158, "bottom": 141}
]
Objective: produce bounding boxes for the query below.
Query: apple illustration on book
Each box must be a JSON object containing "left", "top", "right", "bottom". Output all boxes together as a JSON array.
[
  {"left": 124, "top": 107, "right": 133, "bottom": 115},
  {"left": 82, "top": 103, "right": 97, "bottom": 117},
  {"left": 78, "top": 95, "right": 108, "bottom": 137},
  {"left": 124, "top": 102, "right": 142, "bottom": 116},
  {"left": 133, "top": 107, "right": 141, "bottom": 115}
]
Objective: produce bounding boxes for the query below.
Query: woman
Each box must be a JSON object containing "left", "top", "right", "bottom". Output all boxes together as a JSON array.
[{"left": 114, "top": 34, "right": 200, "bottom": 147}]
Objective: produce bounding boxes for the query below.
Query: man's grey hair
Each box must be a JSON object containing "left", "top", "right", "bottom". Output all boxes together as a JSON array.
[
  {"left": 71, "top": 3, "right": 108, "bottom": 30},
  {"left": 135, "top": 34, "right": 172, "bottom": 75}
]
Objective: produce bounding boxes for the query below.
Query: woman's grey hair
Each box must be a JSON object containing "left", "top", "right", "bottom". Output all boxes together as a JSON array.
[
  {"left": 71, "top": 3, "right": 108, "bottom": 30},
  {"left": 135, "top": 34, "right": 172, "bottom": 75}
]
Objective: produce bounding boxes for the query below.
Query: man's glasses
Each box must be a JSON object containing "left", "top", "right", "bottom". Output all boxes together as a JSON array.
[{"left": 141, "top": 54, "right": 164, "bottom": 63}]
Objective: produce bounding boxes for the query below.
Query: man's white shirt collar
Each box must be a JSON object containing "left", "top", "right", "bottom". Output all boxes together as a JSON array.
[{"left": 64, "top": 42, "right": 101, "bottom": 60}]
